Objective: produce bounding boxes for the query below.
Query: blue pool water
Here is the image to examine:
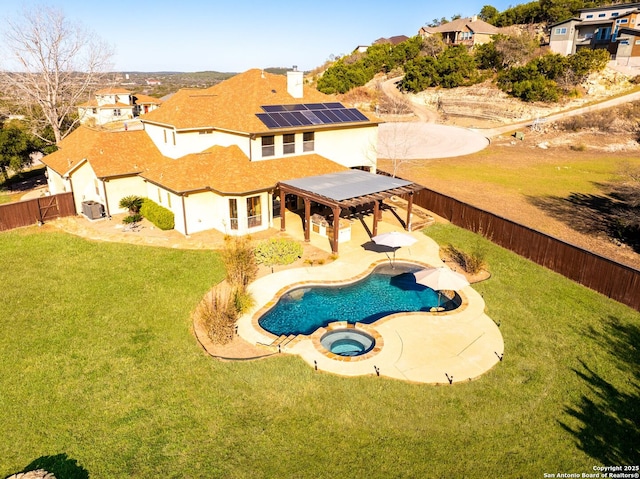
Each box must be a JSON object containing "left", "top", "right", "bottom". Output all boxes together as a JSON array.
[{"left": 259, "top": 263, "right": 446, "bottom": 336}]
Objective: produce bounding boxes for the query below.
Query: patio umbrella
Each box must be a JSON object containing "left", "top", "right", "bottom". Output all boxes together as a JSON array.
[
  {"left": 413, "top": 267, "right": 470, "bottom": 308},
  {"left": 371, "top": 231, "right": 417, "bottom": 266}
]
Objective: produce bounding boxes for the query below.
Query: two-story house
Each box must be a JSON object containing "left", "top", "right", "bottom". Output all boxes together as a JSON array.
[
  {"left": 549, "top": 2, "right": 640, "bottom": 61},
  {"left": 77, "top": 88, "right": 161, "bottom": 126},
  {"left": 43, "top": 69, "right": 381, "bottom": 239},
  {"left": 419, "top": 16, "right": 499, "bottom": 47}
]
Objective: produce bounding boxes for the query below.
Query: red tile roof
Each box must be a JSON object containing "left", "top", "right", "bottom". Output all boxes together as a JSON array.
[
  {"left": 142, "top": 69, "right": 378, "bottom": 132},
  {"left": 41, "top": 127, "right": 169, "bottom": 178},
  {"left": 141, "top": 144, "right": 348, "bottom": 195}
]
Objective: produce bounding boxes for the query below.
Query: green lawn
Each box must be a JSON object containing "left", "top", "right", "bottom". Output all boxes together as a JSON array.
[{"left": 0, "top": 226, "right": 638, "bottom": 478}]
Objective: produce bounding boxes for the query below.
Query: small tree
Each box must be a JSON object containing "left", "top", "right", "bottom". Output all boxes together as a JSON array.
[
  {"left": 254, "top": 238, "right": 303, "bottom": 273},
  {"left": 119, "top": 195, "right": 143, "bottom": 215},
  {"left": 221, "top": 237, "right": 258, "bottom": 289}
]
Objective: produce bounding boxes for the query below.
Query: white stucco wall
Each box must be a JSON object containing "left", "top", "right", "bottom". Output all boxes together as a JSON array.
[
  {"left": 45, "top": 167, "right": 71, "bottom": 195},
  {"left": 143, "top": 123, "right": 250, "bottom": 159},
  {"left": 248, "top": 126, "right": 378, "bottom": 170},
  {"left": 103, "top": 176, "right": 147, "bottom": 216}
]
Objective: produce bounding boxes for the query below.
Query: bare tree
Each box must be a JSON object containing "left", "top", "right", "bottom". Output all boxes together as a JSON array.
[{"left": 0, "top": 5, "right": 113, "bottom": 144}]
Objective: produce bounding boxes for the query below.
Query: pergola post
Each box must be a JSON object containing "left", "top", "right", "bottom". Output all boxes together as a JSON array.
[
  {"left": 331, "top": 206, "right": 341, "bottom": 254},
  {"left": 279, "top": 188, "right": 286, "bottom": 231},
  {"left": 372, "top": 200, "right": 379, "bottom": 237},
  {"left": 304, "top": 197, "right": 311, "bottom": 243},
  {"left": 406, "top": 193, "right": 414, "bottom": 231}
]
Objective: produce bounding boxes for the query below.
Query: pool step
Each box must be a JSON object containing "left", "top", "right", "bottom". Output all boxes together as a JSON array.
[{"left": 270, "top": 334, "right": 297, "bottom": 349}]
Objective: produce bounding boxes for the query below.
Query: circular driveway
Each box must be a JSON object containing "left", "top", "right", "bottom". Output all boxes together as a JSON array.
[{"left": 378, "top": 122, "right": 489, "bottom": 160}]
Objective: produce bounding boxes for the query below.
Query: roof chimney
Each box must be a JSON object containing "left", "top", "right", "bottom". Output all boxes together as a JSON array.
[{"left": 287, "top": 66, "right": 303, "bottom": 99}]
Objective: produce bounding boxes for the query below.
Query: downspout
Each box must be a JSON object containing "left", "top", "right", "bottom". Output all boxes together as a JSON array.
[
  {"left": 181, "top": 194, "right": 188, "bottom": 236},
  {"left": 102, "top": 179, "right": 111, "bottom": 218}
]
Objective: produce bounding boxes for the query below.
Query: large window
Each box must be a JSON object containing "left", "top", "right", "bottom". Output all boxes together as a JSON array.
[
  {"left": 283, "top": 133, "right": 295, "bottom": 154},
  {"left": 246, "top": 196, "right": 262, "bottom": 228},
  {"left": 262, "top": 135, "right": 275, "bottom": 157},
  {"left": 229, "top": 199, "right": 238, "bottom": 230},
  {"left": 554, "top": 27, "right": 567, "bottom": 35},
  {"left": 303, "top": 132, "right": 314, "bottom": 152}
]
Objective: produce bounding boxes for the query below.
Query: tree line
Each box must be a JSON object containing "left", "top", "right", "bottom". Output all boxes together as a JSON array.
[{"left": 317, "top": 32, "right": 609, "bottom": 103}]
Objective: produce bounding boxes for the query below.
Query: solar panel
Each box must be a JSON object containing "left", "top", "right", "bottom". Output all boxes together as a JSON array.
[{"left": 256, "top": 102, "right": 370, "bottom": 129}]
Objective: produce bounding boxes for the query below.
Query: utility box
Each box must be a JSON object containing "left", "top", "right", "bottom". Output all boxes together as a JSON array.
[
  {"left": 514, "top": 131, "right": 525, "bottom": 141},
  {"left": 82, "top": 201, "right": 104, "bottom": 220}
]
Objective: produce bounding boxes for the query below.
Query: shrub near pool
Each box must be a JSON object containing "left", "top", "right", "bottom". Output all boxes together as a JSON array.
[{"left": 0, "top": 226, "right": 638, "bottom": 477}]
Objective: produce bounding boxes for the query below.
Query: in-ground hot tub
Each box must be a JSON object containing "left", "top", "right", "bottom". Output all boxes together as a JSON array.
[{"left": 320, "top": 329, "right": 375, "bottom": 357}]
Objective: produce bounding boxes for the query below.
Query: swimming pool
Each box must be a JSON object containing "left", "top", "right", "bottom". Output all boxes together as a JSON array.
[{"left": 258, "top": 263, "right": 456, "bottom": 336}]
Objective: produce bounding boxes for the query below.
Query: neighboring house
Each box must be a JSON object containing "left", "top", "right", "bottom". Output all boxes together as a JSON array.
[
  {"left": 616, "top": 27, "right": 640, "bottom": 66},
  {"left": 353, "top": 35, "right": 410, "bottom": 54},
  {"left": 77, "top": 88, "right": 161, "bottom": 126},
  {"left": 419, "top": 16, "right": 499, "bottom": 47},
  {"left": 43, "top": 69, "right": 380, "bottom": 238},
  {"left": 549, "top": 2, "right": 640, "bottom": 57}
]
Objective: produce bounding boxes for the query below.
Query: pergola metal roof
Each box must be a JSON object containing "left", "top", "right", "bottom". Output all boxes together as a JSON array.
[
  {"left": 277, "top": 169, "right": 423, "bottom": 254},
  {"left": 278, "top": 169, "right": 422, "bottom": 207}
]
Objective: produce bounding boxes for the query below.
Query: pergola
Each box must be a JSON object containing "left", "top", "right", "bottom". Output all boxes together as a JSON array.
[{"left": 277, "top": 170, "right": 423, "bottom": 254}]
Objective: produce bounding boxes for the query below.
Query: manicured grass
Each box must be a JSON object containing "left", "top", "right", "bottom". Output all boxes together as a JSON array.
[{"left": 0, "top": 226, "right": 638, "bottom": 478}]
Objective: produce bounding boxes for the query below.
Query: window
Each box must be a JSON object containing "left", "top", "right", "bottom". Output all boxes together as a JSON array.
[
  {"left": 262, "top": 135, "right": 274, "bottom": 157},
  {"left": 92, "top": 108, "right": 97, "bottom": 114},
  {"left": 598, "top": 13, "right": 606, "bottom": 18},
  {"left": 283, "top": 133, "right": 295, "bottom": 154},
  {"left": 612, "top": 12, "right": 619, "bottom": 17},
  {"left": 303, "top": 132, "right": 315, "bottom": 152},
  {"left": 617, "top": 19, "right": 628, "bottom": 24},
  {"left": 636, "top": 39, "right": 640, "bottom": 45},
  {"left": 229, "top": 199, "right": 238, "bottom": 230},
  {"left": 586, "top": 14, "right": 593, "bottom": 19},
  {"left": 113, "top": 108, "right": 121, "bottom": 116},
  {"left": 163, "top": 130, "right": 167, "bottom": 143},
  {"left": 94, "top": 179, "right": 99, "bottom": 195},
  {"left": 597, "top": 27, "right": 611, "bottom": 40},
  {"left": 172, "top": 131, "right": 176, "bottom": 146},
  {"left": 166, "top": 192, "right": 171, "bottom": 208},
  {"left": 554, "top": 27, "right": 567, "bottom": 35},
  {"left": 157, "top": 188, "right": 162, "bottom": 203},
  {"left": 246, "top": 196, "right": 262, "bottom": 228}
]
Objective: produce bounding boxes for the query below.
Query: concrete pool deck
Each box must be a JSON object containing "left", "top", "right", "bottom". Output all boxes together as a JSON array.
[{"left": 237, "top": 216, "right": 504, "bottom": 385}]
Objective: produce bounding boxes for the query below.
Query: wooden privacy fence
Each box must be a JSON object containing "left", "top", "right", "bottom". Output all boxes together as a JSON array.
[
  {"left": 404, "top": 188, "right": 640, "bottom": 312},
  {"left": 0, "top": 192, "right": 76, "bottom": 232}
]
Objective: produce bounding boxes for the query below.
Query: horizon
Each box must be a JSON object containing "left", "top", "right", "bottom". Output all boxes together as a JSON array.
[{"left": 0, "top": 0, "right": 515, "bottom": 73}]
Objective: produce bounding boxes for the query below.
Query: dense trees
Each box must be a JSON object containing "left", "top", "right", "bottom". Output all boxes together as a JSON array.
[
  {"left": 497, "top": 49, "right": 609, "bottom": 101},
  {"left": 0, "top": 121, "right": 37, "bottom": 182}
]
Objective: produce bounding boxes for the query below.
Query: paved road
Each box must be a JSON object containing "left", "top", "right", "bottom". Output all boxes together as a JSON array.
[{"left": 377, "top": 74, "right": 640, "bottom": 159}]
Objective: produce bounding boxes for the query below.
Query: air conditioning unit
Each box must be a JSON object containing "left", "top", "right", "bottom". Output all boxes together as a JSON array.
[{"left": 82, "top": 201, "right": 105, "bottom": 220}]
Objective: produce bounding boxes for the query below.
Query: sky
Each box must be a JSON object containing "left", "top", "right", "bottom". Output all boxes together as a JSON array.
[{"left": 0, "top": 0, "right": 516, "bottom": 73}]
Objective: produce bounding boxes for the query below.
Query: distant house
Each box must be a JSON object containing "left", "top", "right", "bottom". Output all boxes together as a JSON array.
[
  {"left": 77, "top": 88, "right": 161, "bottom": 126},
  {"left": 616, "top": 27, "right": 640, "bottom": 66},
  {"left": 549, "top": 2, "right": 640, "bottom": 61},
  {"left": 146, "top": 79, "right": 162, "bottom": 86},
  {"left": 419, "top": 16, "right": 499, "bottom": 47},
  {"left": 43, "top": 69, "right": 381, "bottom": 240},
  {"left": 353, "top": 35, "right": 410, "bottom": 54}
]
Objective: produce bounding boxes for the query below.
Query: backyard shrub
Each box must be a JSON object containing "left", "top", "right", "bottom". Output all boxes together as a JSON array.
[
  {"left": 221, "top": 237, "right": 258, "bottom": 289},
  {"left": 122, "top": 213, "right": 142, "bottom": 224},
  {"left": 254, "top": 238, "right": 303, "bottom": 272},
  {"left": 195, "top": 285, "right": 238, "bottom": 345},
  {"left": 443, "top": 243, "right": 486, "bottom": 275},
  {"left": 119, "top": 195, "right": 143, "bottom": 214},
  {"left": 140, "top": 198, "right": 174, "bottom": 230}
]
